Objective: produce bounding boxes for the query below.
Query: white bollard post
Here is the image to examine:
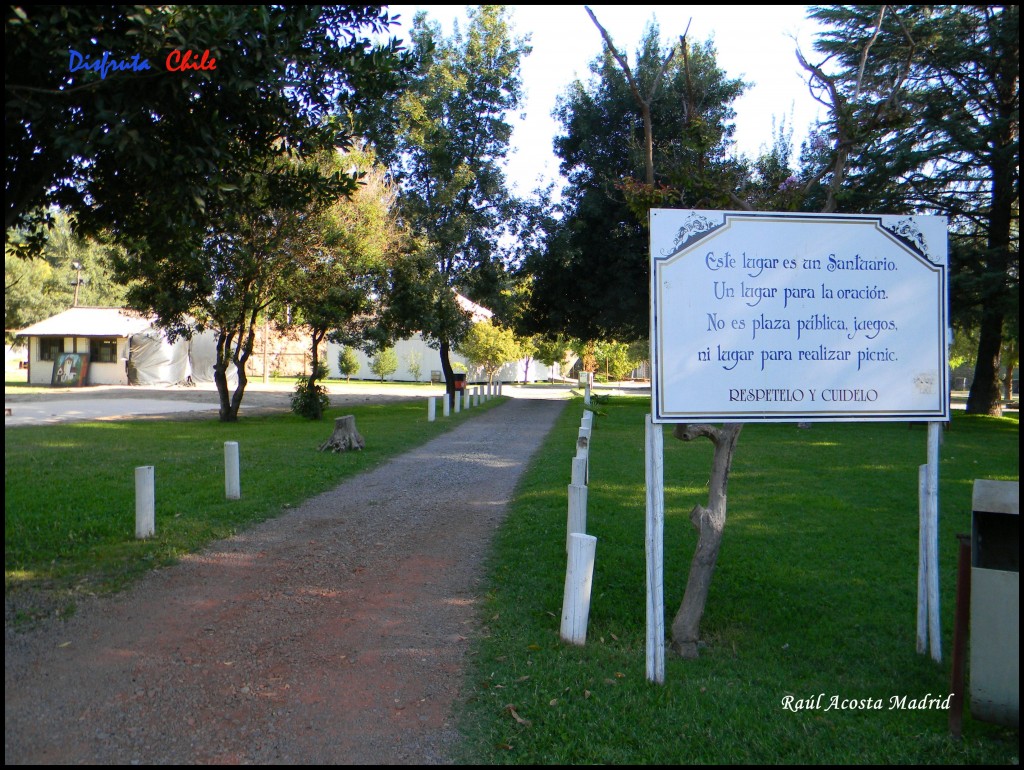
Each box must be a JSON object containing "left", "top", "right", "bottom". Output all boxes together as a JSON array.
[
  {"left": 561, "top": 533, "right": 597, "bottom": 645},
  {"left": 571, "top": 456, "right": 587, "bottom": 487},
  {"left": 576, "top": 435, "right": 590, "bottom": 485},
  {"left": 454, "top": 390, "right": 462, "bottom": 413},
  {"left": 135, "top": 465, "right": 155, "bottom": 539},
  {"left": 443, "top": 394, "right": 450, "bottom": 417},
  {"left": 567, "top": 483, "right": 588, "bottom": 551},
  {"left": 427, "top": 396, "right": 436, "bottom": 422},
  {"left": 224, "top": 441, "right": 240, "bottom": 500},
  {"left": 466, "top": 387, "right": 473, "bottom": 409},
  {"left": 584, "top": 380, "right": 591, "bottom": 405}
]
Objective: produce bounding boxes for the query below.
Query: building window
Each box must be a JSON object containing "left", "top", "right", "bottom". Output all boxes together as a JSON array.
[
  {"left": 90, "top": 338, "right": 118, "bottom": 364},
  {"left": 39, "top": 337, "right": 64, "bottom": 361}
]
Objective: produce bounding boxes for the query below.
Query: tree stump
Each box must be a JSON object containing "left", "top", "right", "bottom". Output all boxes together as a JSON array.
[{"left": 319, "top": 415, "right": 365, "bottom": 453}]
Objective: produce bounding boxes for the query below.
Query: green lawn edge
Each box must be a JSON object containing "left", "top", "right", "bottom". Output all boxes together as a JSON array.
[
  {"left": 4, "top": 396, "right": 507, "bottom": 620},
  {"left": 455, "top": 396, "right": 1019, "bottom": 765}
]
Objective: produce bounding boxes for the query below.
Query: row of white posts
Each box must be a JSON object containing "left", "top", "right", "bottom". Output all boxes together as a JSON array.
[
  {"left": 561, "top": 407, "right": 596, "bottom": 645},
  {"left": 134, "top": 441, "right": 241, "bottom": 539},
  {"left": 426, "top": 382, "right": 503, "bottom": 422}
]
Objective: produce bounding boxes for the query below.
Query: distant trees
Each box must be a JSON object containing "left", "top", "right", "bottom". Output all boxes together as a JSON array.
[
  {"left": 368, "top": 6, "right": 530, "bottom": 399},
  {"left": 337, "top": 347, "right": 361, "bottom": 382},
  {"left": 5, "top": 210, "right": 127, "bottom": 343},
  {"left": 457, "top": 320, "right": 522, "bottom": 384},
  {"left": 370, "top": 348, "right": 399, "bottom": 382}
]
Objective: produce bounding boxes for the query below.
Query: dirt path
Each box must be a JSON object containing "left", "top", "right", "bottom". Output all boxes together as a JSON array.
[{"left": 5, "top": 397, "right": 566, "bottom": 764}]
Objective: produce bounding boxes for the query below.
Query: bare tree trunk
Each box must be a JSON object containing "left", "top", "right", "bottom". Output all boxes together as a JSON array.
[
  {"left": 305, "top": 327, "right": 328, "bottom": 421},
  {"left": 214, "top": 329, "right": 238, "bottom": 422},
  {"left": 440, "top": 339, "right": 456, "bottom": 408},
  {"left": 670, "top": 423, "right": 742, "bottom": 658},
  {"left": 967, "top": 309, "right": 1005, "bottom": 416}
]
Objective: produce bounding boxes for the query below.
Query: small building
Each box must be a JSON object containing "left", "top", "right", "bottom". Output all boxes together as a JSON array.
[
  {"left": 16, "top": 306, "right": 153, "bottom": 386},
  {"left": 15, "top": 306, "right": 237, "bottom": 387}
]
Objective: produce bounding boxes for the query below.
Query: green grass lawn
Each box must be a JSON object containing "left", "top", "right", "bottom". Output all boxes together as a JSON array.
[
  {"left": 4, "top": 397, "right": 505, "bottom": 616},
  {"left": 455, "top": 397, "right": 1019, "bottom": 765},
  {"left": 4, "top": 390, "right": 1018, "bottom": 762}
]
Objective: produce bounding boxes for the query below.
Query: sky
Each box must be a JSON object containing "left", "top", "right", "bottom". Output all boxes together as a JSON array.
[{"left": 387, "top": 5, "right": 828, "bottom": 196}]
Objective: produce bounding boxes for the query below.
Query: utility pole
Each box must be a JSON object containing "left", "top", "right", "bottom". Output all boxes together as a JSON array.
[{"left": 70, "top": 261, "right": 84, "bottom": 307}]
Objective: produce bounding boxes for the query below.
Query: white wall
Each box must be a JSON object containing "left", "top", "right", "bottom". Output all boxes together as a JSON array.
[
  {"left": 326, "top": 334, "right": 558, "bottom": 383},
  {"left": 26, "top": 336, "right": 129, "bottom": 386}
]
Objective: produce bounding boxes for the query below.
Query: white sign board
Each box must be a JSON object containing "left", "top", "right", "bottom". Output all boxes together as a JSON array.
[{"left": 650, "top": 210, "right": 949, "bottom": 423}]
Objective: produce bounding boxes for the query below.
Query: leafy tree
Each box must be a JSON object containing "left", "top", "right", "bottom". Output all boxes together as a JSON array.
[
  {"left": 50, "top": 9, "right": 413, "bottom": 421},
  {"left": 405, "top": 349, "right": 423, "bottom": 382},
  {"left": 5, "top": 209, "right": 128, "bottom": 343},
  {"left": 281, "top": 144, "right": 400, "bottom": 419},
  {"left": 593, "top": 339, "right": 640, "bottom": 381},
  {"left": 804, "top": 5, "right": 1018, "bottom": 415},
  {"left": 6, "top": 6, "right": 407, "bottom": 257},
  {"left": 368, "top": 6, "right": 530, "bottom": 399},
  {"left": 522, "top": 20, "right": 745, "bottom": 342},
  {"left": 457, "top": 319, "right": 522, "bottom": 384},
  {"left": 337, "top": 346, "right": 361, "bottom": 382},
  {"left": 369, "top": 347, "right": 398, "bottom": 381},
  {"left": 533, "top": 335, "right": 575, "bottom": 382},
  {"left": 118, "top": 163, "right": 321, "bottom": 422}
]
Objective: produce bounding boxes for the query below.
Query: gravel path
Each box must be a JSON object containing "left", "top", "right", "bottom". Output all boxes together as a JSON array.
[{"left": 5, "top": 397, "right": 566, "bottom": 764}]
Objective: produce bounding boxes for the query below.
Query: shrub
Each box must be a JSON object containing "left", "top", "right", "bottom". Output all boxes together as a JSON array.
[{"left": 290, "top": 378, "right": 330, "bottom": 419}]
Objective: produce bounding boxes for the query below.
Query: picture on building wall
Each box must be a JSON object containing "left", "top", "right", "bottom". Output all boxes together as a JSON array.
[{"left": 51, "top": 353, "right": 89, "bottom": 386}]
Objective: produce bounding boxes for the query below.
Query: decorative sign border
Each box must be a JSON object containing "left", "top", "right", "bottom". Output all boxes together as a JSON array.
[{"left": 650, "top": 210, "right": 949, "bottom": 423}]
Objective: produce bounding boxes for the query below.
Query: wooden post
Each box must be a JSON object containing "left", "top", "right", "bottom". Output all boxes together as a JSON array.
[
  {"left": 427, "top": 396, "right": 436, "bottom": 422},
  {"left": 224, "top": 441, "right": 240, "bottom": 500},
  {"left": 567, "top": 483, "right": 588, "bottom": 551},
  {"left": 949, "top": 534, "right": 971, "bottom": 739},
  {"left": 645, "top": 415, "right": 666, "bottom": 683},
  {"left": 135, "top": 465, "right": 154, "bottom": 539},
  {"left": 561, "top": 533, "right": 597, "bottom": 645}
]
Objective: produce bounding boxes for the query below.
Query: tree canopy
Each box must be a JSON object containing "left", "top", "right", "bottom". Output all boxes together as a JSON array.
[
  {"left": 368, "top": 6, "right": 530, "bottom": 394},
  {"left": 521, "top": 22, "right": 746, "bottom": 342},
  {"left": 5, "top": 5, "right": 406, "bottom": 255},
  {"left": 804, "top": 5, "right": 1018, "bottom": 414}
]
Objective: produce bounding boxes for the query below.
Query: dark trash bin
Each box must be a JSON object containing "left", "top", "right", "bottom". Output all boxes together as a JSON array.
[{"left": 453, "top": 372, "right": 467, "bottom": 391}]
